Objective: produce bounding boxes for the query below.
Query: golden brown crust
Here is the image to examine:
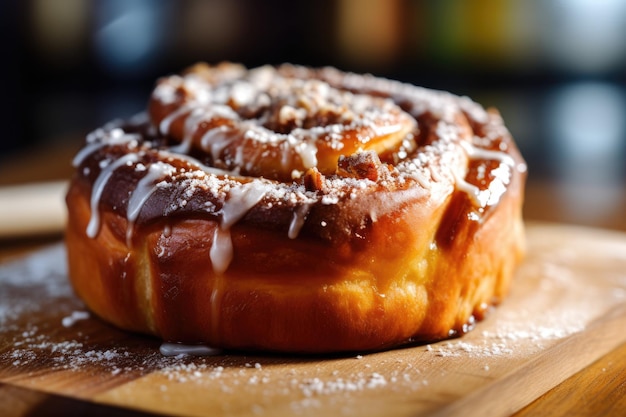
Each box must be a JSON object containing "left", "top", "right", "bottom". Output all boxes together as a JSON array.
[{"left": 65, "top": 63, "right": 526, "bottom": 353}]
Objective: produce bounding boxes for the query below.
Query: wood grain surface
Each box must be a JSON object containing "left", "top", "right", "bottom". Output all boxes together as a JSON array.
[{"left": 1, "top": 223, "right": 625, "bottom": 417}]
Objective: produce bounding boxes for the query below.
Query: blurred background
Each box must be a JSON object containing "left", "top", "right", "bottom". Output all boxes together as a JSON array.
[{"left": 1, "top": 0, "right": 625, "bottom": 237}]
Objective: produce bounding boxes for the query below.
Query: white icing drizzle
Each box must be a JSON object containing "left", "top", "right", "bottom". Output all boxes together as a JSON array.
[
  {"left": 294, "top": 140, "right": 318, "bottom": 169},
  {"left": 170, "top": 108, "right": 203, "bottom": 154},
  {"left": 200, "top": 126, "right": 236, "bottom": 163},
  {"left": 170, "top": 105, "right": 240, "bottom": 155},
  {"left": 72, "top": 128, "right": 138, "bottom": 168},
  {"left": 159, "top": 105, "right": 192, "bottom": 135},
  {"left": 233, "top": 143, "right": 245, "bottom": 167},
  {"left": 288, "top": 203, "right": 312, "bottom": 239},
  {"left": 407, "top": 167, "right": 431, "bottom": 189},
  {"left": 453, "top": 140, "right": 516, "bottom": 209},
  {"left": 239, "top": 125, "right": 321, "bottom": 171},
  {"left": 220, "top": 181, "right": 268, "bottom": 232},
  {"left": 460, "top": 141, "right": 515, "bottom": 167},
  {"left": 87, "top": 154, "right": 139, "bottom": 238},
  {"left": 159, "top": 342, "right": 221, "bottom": 357},
  {"left": 372, "top": 122, "right": 404, "bottom": 137},
  {"left": 125, "top": 161, "right": 176, "bottom": 246},
  {"left": 453, "top": 171, "right": 487, "bottom": 208}
]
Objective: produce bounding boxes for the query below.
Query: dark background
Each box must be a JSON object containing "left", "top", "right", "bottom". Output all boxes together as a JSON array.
[{"left": 2, "top": 0, "right": 626, "bottom": 228}]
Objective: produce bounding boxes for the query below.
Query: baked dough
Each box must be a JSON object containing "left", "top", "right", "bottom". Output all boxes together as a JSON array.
[{"left": 65, "top": 63, "right": 526, "bottom": 353}]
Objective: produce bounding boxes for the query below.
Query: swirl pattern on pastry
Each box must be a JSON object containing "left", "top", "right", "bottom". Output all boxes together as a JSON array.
[{"left": 65, "top": 63, "right": 526, "bottom": 353}]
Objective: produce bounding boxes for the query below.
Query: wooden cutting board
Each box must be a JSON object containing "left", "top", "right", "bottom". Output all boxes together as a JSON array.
[{"left": 1, "top": 223, "right": 625, "bottom": 417}]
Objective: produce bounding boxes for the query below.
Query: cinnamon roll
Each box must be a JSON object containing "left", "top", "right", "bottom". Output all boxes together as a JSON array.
[{"left": 65, "top": 63, "right": 526, "bottom": 353}]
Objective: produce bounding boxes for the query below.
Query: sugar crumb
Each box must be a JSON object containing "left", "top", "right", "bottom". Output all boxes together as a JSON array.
[{"left": 61, "top": 311, "right": 90, "bottom": 328}]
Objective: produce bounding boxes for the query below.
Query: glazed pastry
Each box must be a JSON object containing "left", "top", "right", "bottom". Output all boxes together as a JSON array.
[{"left": 65, "top": 63, "right": 526, "bottom": 353}]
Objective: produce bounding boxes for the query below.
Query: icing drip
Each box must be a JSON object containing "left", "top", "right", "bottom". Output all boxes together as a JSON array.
[
  {"left": 288, "top": 203, "right": 312, "bottom": 239},
  {"left": 210, "top": 228, "right": 234, "bottom": 276},
  {"left": 294, "top": 140, "right": 318, "bottom": 169},
  {"left": 280, "top": 140, "right": 293, "bottom": 170},
  {"left": 87, "top": 154, "right": 139, "bottom": 238},
  {"left": 208, "top": 180, "right": 267, "bottom": 274},
  {"left": 125, "top": 162, "right": 176, "bottom": 246}
]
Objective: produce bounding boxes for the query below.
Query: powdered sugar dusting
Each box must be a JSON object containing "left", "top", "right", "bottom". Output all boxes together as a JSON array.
[
  {"left": 298, "top": 372, "right": 387, "bottom": 397},
  {"left": 426, "top": 341, "right": 514, "bottom": 358}
]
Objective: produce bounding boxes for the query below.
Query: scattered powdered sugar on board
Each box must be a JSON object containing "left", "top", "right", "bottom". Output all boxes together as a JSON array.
[
  {"left": 425, "top": 341, "right": 514, "bottom": 358},
  {"left": 2, "top": 318, "right": 232, "bottom": 379},
  {"left": 0, "top": 244, "right": 73, "bottom": 328},
  {"left": 3, "top": 329, "right": 222, "bottom": 379},
  {"left": 298, "top": 372, "right": 387, "bottom": 397},
  {"left": 149, "top": 354, "right": 433, "bottom": 415},
  {"left": 0, "top": 244, "right": 68, "bottom": 289},
  {"left": 422, "top": 310, "right": 588, "bottom": 359},
  {"left": 0, "top": 245, "right": 193, "bottom": 377},
  {"left": 62, "top": 311, "right": 91, "bottom": 327}
]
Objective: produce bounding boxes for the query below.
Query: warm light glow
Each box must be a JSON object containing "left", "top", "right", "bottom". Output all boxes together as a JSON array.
[{"left": 336, "top": 0, "right": 402, "bottom": 67}]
